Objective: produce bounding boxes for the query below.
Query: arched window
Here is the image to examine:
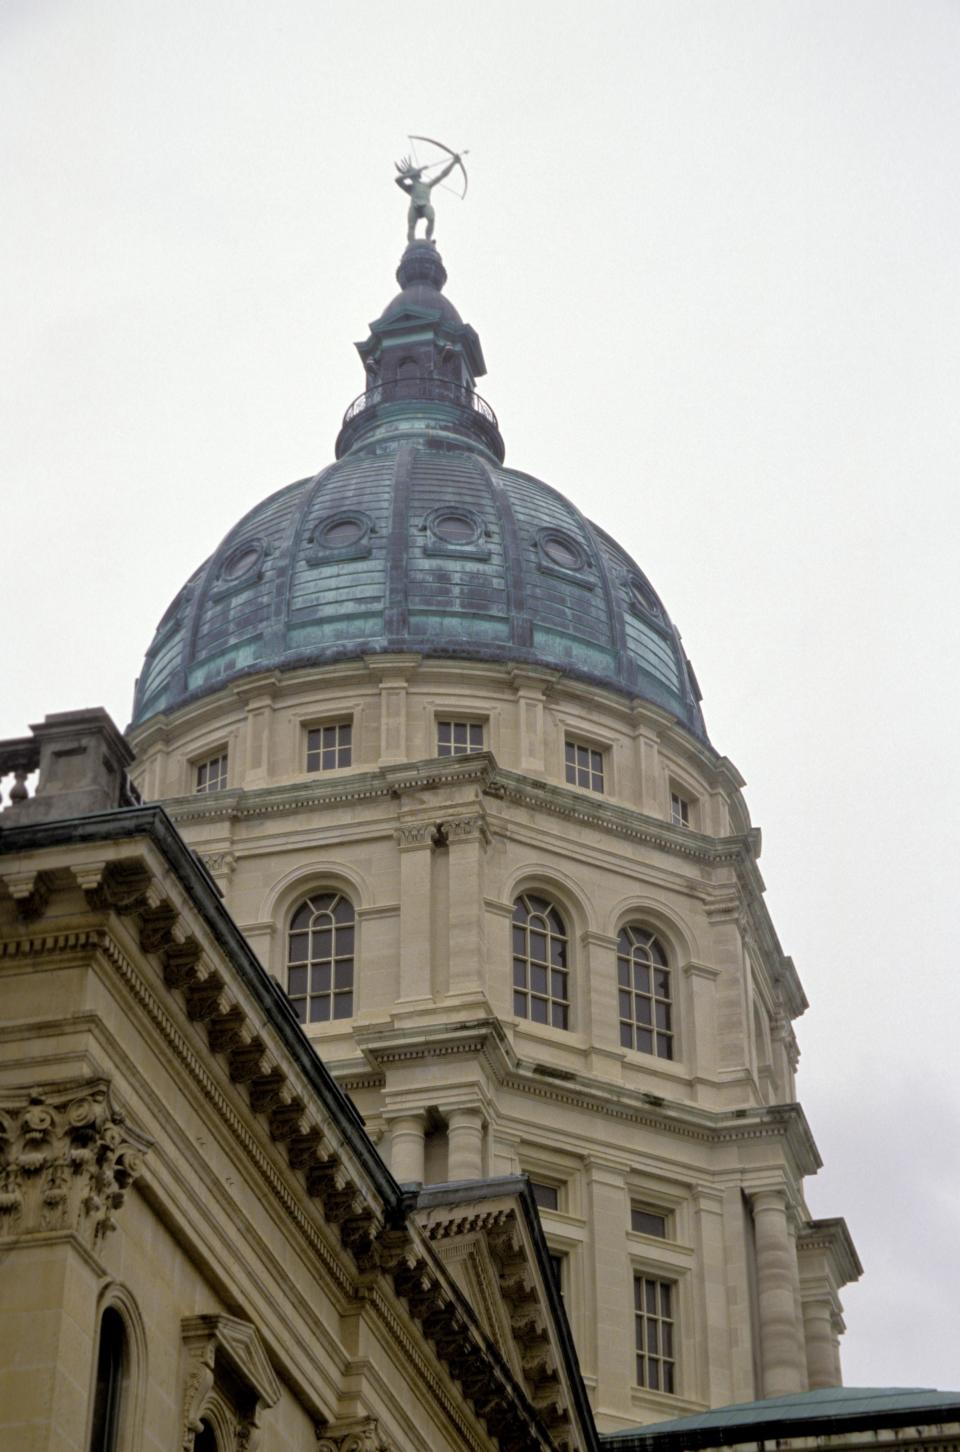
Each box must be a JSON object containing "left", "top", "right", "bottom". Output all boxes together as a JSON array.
[
  {"left": 512, "top": 893, "right": 569, "bottom": 1029},
  {"left": 617, "top": 925, "right": 673, "bottom": 1058},
  {"left": 89, "top": 1306, "right": 125, "bottom": 1452},
  {"left": 287, "top": 891, "right": 355, "bottom": 1023}
]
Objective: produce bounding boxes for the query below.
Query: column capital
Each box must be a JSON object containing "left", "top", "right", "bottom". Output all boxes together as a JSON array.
[{"left": 0, "top": 1078, "right": 151, "bottom": 1249}]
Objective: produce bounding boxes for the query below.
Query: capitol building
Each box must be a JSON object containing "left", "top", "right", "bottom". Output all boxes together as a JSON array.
[{"left": 8, "top": 223, "right": 939, "bottom": 1452}]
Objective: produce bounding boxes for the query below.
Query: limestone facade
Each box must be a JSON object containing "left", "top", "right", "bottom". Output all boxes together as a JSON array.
[
  {"left": 0, "top": 746, "right": 594, "bottom": 1452},
  {"left": 128, "top": 654, "right": 860, "bottom": 1431}
]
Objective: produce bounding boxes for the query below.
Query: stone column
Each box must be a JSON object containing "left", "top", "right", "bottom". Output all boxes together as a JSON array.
[
  {"left": 681, "top": 959, "right": 722, "bottom": 1083},
  {"left": 447, "top": 1107, "right": 485, "bottom": 1181},
  {"left": 694, "top": 1187, "right": 734, "bottom": 1406},
  {"left": 445, "top": 814, "right": 488, "bottom": 1000},
  {"left": 235, "top": 675, "right": 278, "bottom": 788},
  {"left": 585, "top": 1160, "right": 629, "bottom": 1406},
  {"left": 583, "top": 932, "right": 619, "bottom": 1054},
  {"left": 751, "top": 1189, "right": 805, "bottom": 1396},
  {"left": 802, "top": 1297, "right": 839, "bottom": 1388},
  {"left": 388, "top": 1111, "right": 426, "bottom": 1185},
  {"left": 395, "top": 825, "right": 434, "bottom": 1003}
]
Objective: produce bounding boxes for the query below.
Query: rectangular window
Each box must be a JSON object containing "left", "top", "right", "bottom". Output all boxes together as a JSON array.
[
  {"left": 437, "top": 719, "right": 484, "bottom": 756},
  {"left": 634, "top": 1276, "right": 676, "bottom": 1393},
  {"left": 565, "top": 738, "right": 604, "bottom": 793},
  {"left": 530, "top": 1181, "right": 560, "bottom": 1212},
  {"left": 548, "top": 1252, "right": 566, "bottom": 1298},
  {"left": 631, "top": 1206, "right": 668, "bottom": 1238},
  {"left": 670, "top": 792, "right": 690, "bottom": 828},
  {"left": 195, "top": 752, "right": 228, "bottom": 793},
  {"left": 306, "top": 721, "right": 352, "bottom": 772}
]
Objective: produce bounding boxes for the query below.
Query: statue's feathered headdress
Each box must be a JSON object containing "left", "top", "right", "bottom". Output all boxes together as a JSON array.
[{"left": 395, "top": 155, "right": 423, "bottom": 179}]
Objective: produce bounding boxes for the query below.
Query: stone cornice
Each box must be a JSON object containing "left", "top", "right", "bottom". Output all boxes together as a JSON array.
[
  {"left": 797, "top": 1215, "right": 863, "bottom": 1286},
  {"left": 344, "top": 1017, "right": 821, "bottom": 1176}
]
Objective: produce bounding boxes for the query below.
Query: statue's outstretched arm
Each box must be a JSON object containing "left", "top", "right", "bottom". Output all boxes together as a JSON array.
[{"left": 427, "top": 156, "right": 459, "bottom": 189}]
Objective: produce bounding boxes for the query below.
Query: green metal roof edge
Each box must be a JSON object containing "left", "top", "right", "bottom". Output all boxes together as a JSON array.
[{"left": 601, "top": 1386, "right": 960, "bottom": 1450}]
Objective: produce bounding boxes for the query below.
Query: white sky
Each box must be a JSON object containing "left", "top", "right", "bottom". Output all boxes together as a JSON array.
[{"left": 2, "top": 0, "right": 958, "bottom": 1390}]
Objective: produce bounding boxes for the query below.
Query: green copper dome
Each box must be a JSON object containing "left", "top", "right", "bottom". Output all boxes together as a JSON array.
[{"left": 132, "top": 245, "right": 707, "bottom": 741}]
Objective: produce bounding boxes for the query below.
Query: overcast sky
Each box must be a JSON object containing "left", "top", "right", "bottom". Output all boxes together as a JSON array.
[{"left": 2, "top": 0, "right": 958, "bottom": 1390}]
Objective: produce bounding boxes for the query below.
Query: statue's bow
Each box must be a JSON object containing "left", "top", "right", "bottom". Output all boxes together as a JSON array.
[{"left": 409, "top": 135, "right": 468, "bottom": 199}]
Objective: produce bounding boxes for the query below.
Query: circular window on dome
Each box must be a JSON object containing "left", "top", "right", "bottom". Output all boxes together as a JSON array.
[
  {"left": 537, "top": 528, "right": 587, "bottom": 573},
  {"left": 219, "top": 541, "right": 264, "bottom": 585},
  {"left": 422, "top": 506, "right": 490, "bottom": 558},
  {"left": 431, "top": 510, "right": 481, "bottom": 545},
  {"left": 320, "top": 516, "right": 366, "bottom": 549},
  {"left": 307, "top": 510, "right": 374, "bottom": 563},
  {"left": 626, "top": 574, "right": 663, "bottom": 619}
]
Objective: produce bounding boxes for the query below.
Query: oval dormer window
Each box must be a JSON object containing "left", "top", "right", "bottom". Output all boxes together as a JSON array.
[
  {"left": 221, "top": 542, "right": 262, "bottom": 582},
  {"left": 432, "top": 510, "right": 481, "bottom": 545},
  {"left": 320, "top": 516, "right": 366, "bottom": 549},
  {"left": 306, "top": 510, "right": 375, "bottom": 563},
  {"left": 627, "top": 574, "right": 663, "bottom": 619},
  {"left": 540, "top": 531, "right": 584, "bottom": 571}
]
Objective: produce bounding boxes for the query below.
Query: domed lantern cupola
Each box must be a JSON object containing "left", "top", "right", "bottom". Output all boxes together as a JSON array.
[{"left": 335, "top": 241, "right": 504, "bottom": 462}]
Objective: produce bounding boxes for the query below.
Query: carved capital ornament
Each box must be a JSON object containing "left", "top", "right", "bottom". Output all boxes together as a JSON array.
[{"left": 0, "top": 1080, "right": 150, "bottom": 1247}]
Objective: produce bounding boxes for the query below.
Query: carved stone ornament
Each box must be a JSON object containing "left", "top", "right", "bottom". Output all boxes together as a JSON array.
[
  {"left": 181, "top": 1314, "right": 281, "bottom": 1452},
  {"left": 0, "top": 1080, "right": 151, "bottom": 1247},
  {"left": 316, "top": 1416, "right": 392, "bottom": 1452}
]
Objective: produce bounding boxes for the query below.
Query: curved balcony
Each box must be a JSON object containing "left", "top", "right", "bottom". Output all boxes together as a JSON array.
[{"left": 336, "top": 378, "right": 504, "bottom": 461}]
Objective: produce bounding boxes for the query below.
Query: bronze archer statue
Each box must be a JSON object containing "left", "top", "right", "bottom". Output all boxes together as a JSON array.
[{"left": 394, "top": 149, "right": 464, "bottom": 244}]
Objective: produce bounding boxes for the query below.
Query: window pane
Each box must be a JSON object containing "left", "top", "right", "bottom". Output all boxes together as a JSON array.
[
  {"left": 333, "top": 894, "right": 354, "bottom": 922},
  {"left": 620, "top": 1022, "right": 633, "bottom": 1048},
  {"left": 631, "top": 1208, "right": 667, "bottom": 1237},
  {"left": 288, "top": 933, "right": 308, "bottom": 963},
  {"left": 514, "top": 990, "right": 528, "bottom": 1016},
  {"left": 309, "top": 997, "right": 330, "bottom": 1022},
  {"left": 531, "top": 1182, "right": 559, "bottom": 1210},
  {"left": 513, "top": 958, "right": 527, "bottom": 987},
  {"left": 333, "top": 993, "right": 352, "bottom": 1019},
  {"left": 637, "top": 1028, "right": 653, "bottom": 1053},
  {"left": 311, "top": 964, "right": 331, "bottom": 993},
  {"left": 531, "top": 964, "right": 548, "bottom": 995},
  {"left": 551, "top": 1002, "right": 567, "bottom": 1028},
  {"left": 289, "top": 966, "right": 307, "bottom": 996},
  {"left": 531, "top": 997, "right": 548, "bottom": 1024},
  {"left": 333, "top": 961, "right": 352, "bottom": 989}
]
